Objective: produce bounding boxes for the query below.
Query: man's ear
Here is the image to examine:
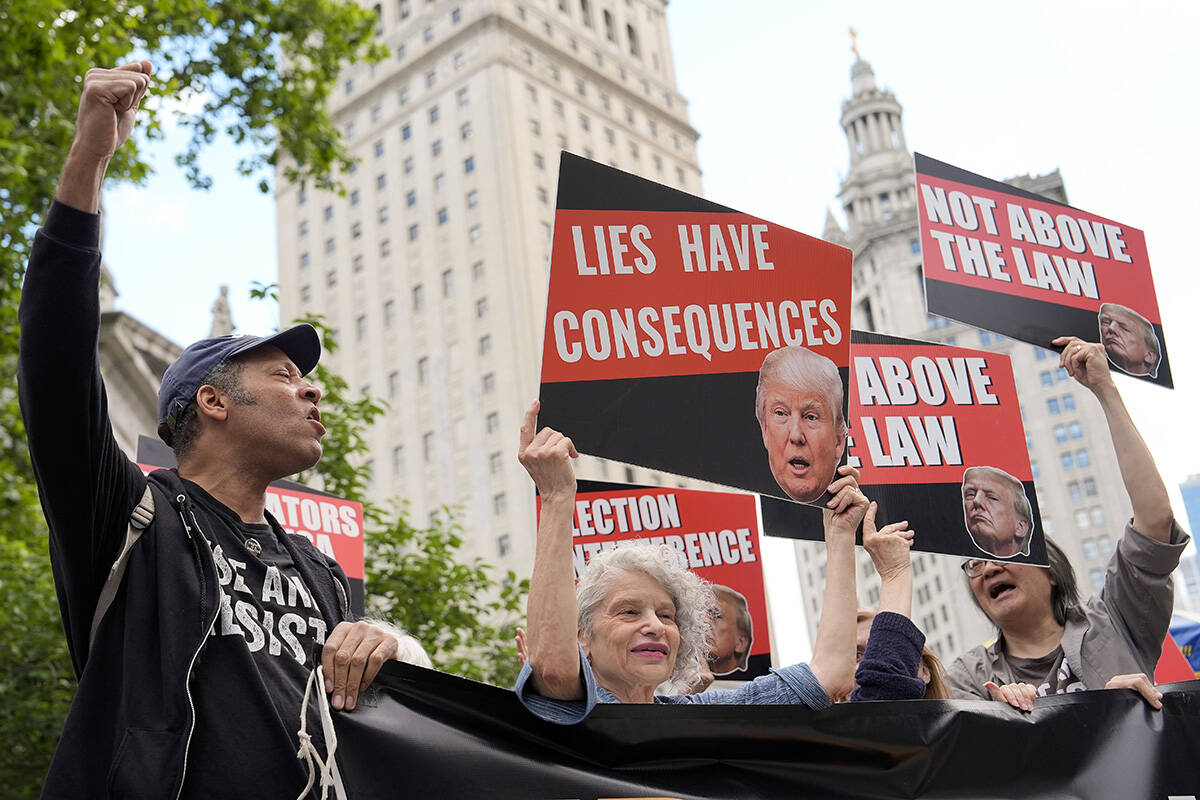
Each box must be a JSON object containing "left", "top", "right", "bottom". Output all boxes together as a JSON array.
[{"left": 195, "top": 384, "right": 230, "bottom": 423}]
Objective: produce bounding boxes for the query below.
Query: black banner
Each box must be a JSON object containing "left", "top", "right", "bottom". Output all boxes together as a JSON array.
[{"left": 335, "top": 662, "right": 1200, "bottom": 798}]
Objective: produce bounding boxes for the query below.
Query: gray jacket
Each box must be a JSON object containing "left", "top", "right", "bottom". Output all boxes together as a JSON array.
[{"left": 948, "top": 520, "right": 1189, "bottom": 698}]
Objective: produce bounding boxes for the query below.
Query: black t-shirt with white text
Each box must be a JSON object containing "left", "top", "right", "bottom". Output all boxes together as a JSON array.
[{"left": 181, "top": 481, "right": 331, "bottom": 799}]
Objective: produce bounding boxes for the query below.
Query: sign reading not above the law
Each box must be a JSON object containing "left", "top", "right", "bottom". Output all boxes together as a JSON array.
[{"left": 915, "top": 152, "right": 1171, "bottom": 388}]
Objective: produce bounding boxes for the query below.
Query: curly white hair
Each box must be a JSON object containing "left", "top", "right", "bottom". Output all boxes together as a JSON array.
[{"left": 576, "top": 543, "right": 717, "bottom": 694}]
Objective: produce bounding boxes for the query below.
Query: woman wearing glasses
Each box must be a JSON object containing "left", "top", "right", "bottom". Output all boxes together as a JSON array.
[{"left": 947, "top": 337, "right": 1188, "bottom": 710}]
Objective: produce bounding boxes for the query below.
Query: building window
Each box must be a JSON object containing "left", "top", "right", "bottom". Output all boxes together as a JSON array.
[
  {"left": 401, "top": 123, "right": 412, "bottom": 140},
  {"left": 384, "top": 299, "right": 395, "bottom": 326},
  {"left": 298, "top": 188, "right": 307, "bottom": 204},
  {"left": 323, "top": 205, "right": 334, "bottom": 221},
  {"left": 403, "top": 156, "right": 414, "bottom": 173},
  {"left": 429, "top": 104, "right": 439, "bottom": 123},
  {"left": 351, "top": 222, "right": 362, "bottom": 239},
  {"left": 399, "top": 0, "right": 410, "bottom": 18},
  {"left": 1076, "top": 448, "right": 1091, "bottom": 467},
  {"left": 412, "top": 283, "right": 424, "bottom": 310},
  {"left": 425, "top": 70, "right": 436, "bottom": 88},
  {"left": 475, "top": 296, "right": 488, "bottom": 317},
  {"left": 1088, "top": 568, "right": 1104, "bottom": 590},
  {"left": 325, "top": 267, "right": 337, "bottom": 287},
  {"left": 352, "top": 254, "right": 364, "bottom": 272},
  {"left": 324, "top": 237, "right": 336, "bottom": 253},
  {"left": 437, "top": 207, "right": 448, "bottom": 225},
  {"left": 417, "top": 356, "right": 429, "bottom": 384},
  {"left": 1063, "top": 394, "right": 1076, "bottom": 411},
  {"left": 396, "top": 43, "right": 407, "bottom": 60},
  {"left": 498, "top": 534, "right": 511, "bottom": 557},
  {"left": 627, "top": 24, "right": 640, "bottom": 56},
  {"left": 433, "top": 172, "right": 445, "bottom": 191},
  {"left": 423, "top": 26, "right": 433, "bottom": 42},
  {"left": 472, "top": 260, "right": 485, "bottom": 280},
  {"left": 374, "top": 140, "right": 384, "bottom": 158},
  {"left": 388, "top": 370, "right": 400, "bottom": 398},
  {"left": 478, "top": 334, "right": 492, "bottom": 355},
  {"left": 1092, "top": 508, "right": 1108, "bottom": 528},
  {"left": 431, "top": 139, "right": 442, "bottom": 157},
  {"left": 376, "top": 173, "right": 387, "bottom": 189},
  {"left": 1097, "top": 533, "right": 1113, "bottom": 555},
  {"left": 378, "top": 206, "right": 389, "bottom": 222},
  {"left": 299, "top": 220, "right": 309, "bottom": 236},
  {"left": 454, "top": 51, "right": 465, "bottom": 70},
  {"left": 457, "top": 87, "right": 469, "bottom": 107},
  {"left": 1068, "top": 422, "right": 1083, "bottom": 439},
  {"left": 466, "top": 189, "right": 478, "bottom": 208},
  {"left": 579, "top": 113, "right": 590, "bottom": 131},
  {"left": 489, "top": 450, "right": 502, "bottom": 474},
  {"left": 300, "top": 252, "right": 311, "bottom": 268},
  {"left": 460, "top": 121, "right": 472, "bottom": 140},
  {"left": 482, "top": 372, "right": 495, "bottom": 393},
  {"left": 350, "top": 189, "right": 360, "bottom": 206},
  {"left": 469, "top": 225, "right": 482, "bottom": 244},
  {"left": 1068, "top": 481, "right": 1082, "bottom": 501},
  {"left": 493, "top": 492, "right": 507, "bottom": 516},
  {"left": 300, "top": 284, "right": 311, "bottom": 302},
  {"left": 442, "top": 268, "right": 454, "bottom": 296},
  {"left": 1082, "top": 537, "right": 1098, "bottom": 557},
  {"left": 533, "top": 153, "right": 544, "bottom": 169},
  {"left": 423, "top": 431, "right": 434, "bottom": 462},
  {"left": 536, "top": 186, "right": 548, "bottom": 204},
  {"left": 1030, "top": 459, "right": 1039, "bottom": 479},
  {"left": 486, "top": 412, "right": 499, "bottom": 434},
  {"left": 344, "top": 78, "right": 355, "bottom": 95},
  {"left": 1047, "top": 397, "right": 1060, "bottom": 414},
  {"left": 451, "top": 6, "right": 461, "bottom": 23},
  {"left": 408, "top": 223, "right": 419, "bottom": 241},
  {"left": 1083, "top": 477, "right": 1097, "bottom": 495},
  {"left": 464, "top": 155, "right": 476, "bottom": 173},
  {"left": 392, "top": 445, "right": 403, "bottom": 473},
  {"left": 1053, "top": 424, "right": 1067, "bottom": 443},
  {"left": 379, "top": 238, "right": 391, "bottom": 257}
]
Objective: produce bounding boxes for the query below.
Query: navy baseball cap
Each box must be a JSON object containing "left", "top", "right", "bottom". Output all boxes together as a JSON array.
[{"left": 157, "top": 324, "right": 322, "bottom": 446}]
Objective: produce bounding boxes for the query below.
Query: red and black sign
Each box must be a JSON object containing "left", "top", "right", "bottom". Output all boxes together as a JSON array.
[
  {"left": 538, "top": 154, "right": 852, "bottom": 507},
  {"left": 916, "top": 153, "right": 1171, "bottom": 388},
  {"left": 333, "top": 662, "right": 1200, "bottom": 799},
  {"left": 545, "top": 480, "right": 771, "bottom": 681},
  {"left": 136, "top": 435, "right": 366, "bottom": 614},
  {"left": 762, "top": 332, "right": 1047, "bottom": 565}
]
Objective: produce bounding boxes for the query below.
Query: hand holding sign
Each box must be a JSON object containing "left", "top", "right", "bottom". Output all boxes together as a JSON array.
[{"left": 518, "top": 400, "right": 578, "bottom": 501}]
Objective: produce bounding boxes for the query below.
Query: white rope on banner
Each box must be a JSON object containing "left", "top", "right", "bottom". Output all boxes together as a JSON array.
[{"left": 295, "top": 664, "right": 348, "bottom": 800}]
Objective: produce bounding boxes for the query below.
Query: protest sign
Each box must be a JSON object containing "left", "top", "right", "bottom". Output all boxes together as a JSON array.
[
  {"left": 762, "top": 332, "right": 1046, "bottom": 565},
  {"left": 333, "top": 662, "right": 1200, "bottom": 799},
  {"left": 538, "top": 153, "right": 853, "bottom": 508},
  {"left": 915, "top": 152, "right": 1171, "bottom": 387},
  {"left": 547, "top": 479, "right": 771, "bottom": 680},
  {"left": 136, "top": 435, "right": 366, "bottom": 614}
]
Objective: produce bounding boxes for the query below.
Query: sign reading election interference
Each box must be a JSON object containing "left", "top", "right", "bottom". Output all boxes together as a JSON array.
[
  {"left": 542, "top": 479, "right": 772, "bottom": 681},
  {"left": 762, "top": 331, "right": 1046, "bottom": 565},
  {"left": 915, "top": 153, "right": 1171, "bottom": 388},
  {"left": 538, "top": 153, "right": 853, "bottom": 508}
]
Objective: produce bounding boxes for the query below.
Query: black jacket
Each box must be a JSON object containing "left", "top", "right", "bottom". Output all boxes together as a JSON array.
[{"left": 19, "top": 202, "right": 352, "bottom": 798}]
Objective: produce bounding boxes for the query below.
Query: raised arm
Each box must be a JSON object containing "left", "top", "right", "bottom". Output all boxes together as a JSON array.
[
  {"left": 862, "top": 503, "right": 914, "bottom": 618},
  {"left": 807, "top": 465, "right": 868, "bottom": 701},
  {"left": 1052, "top": 336, "right": 1173, "bottom": 541},
  {"left": 517, "top": 401, "right": 585, "bottom": 700},
  {"left": 57, "top": 61, "right": 153, "bottom": 212}
]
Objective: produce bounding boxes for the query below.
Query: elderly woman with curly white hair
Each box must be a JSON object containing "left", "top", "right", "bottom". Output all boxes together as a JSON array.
[{"left": 513, "top": 402, "right": 867, "bottom": 723}]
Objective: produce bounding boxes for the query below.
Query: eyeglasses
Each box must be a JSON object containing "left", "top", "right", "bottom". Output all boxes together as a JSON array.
[{"left": 960, "top": 559, "right": 1000, "bottom": 578}]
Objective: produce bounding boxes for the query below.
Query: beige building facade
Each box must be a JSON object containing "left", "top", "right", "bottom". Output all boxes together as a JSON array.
[{"left": 275, "top": 0, "right": 702, "bottom": 574}]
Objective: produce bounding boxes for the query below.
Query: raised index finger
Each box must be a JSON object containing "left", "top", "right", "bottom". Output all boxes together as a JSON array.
[{"left": 519, "top": 400, "right": 540, "bottom": 450}]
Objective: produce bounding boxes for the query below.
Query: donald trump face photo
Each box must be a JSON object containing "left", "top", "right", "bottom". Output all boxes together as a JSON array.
[
  {"left": 1098, "top": 302, "right": 1160, "bottom": 378},
  {"left": 961, "top": 466, "right": 1034, "bottom": 558},
  {"left": 756, "top": 345, "right": 847, "bottom": 504}
]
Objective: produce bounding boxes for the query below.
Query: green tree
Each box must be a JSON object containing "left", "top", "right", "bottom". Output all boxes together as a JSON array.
[
  {"left": 268, "top": 297, "right": 528, "bottom": 687},
  {"left": 0, "top": 1, "right": 385, "bottom": 793}
]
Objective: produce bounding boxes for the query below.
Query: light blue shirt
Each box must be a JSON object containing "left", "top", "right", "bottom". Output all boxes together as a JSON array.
[{"left": 515, "top": 644, "right": 831, "bottom": 725}]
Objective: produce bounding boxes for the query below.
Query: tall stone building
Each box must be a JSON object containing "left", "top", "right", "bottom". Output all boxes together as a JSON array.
[
  {"left": 275, "top": 0, "right": 702, "bottom": 573},
  {"left": 795, "top": 55, "right": 1137, "bottom": 662}
]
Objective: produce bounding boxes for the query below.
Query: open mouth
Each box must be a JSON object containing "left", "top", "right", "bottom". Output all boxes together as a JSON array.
[
  {"left": 989, "top": 583, "right": 1015, "bottom": 600},
  {"left": 787, "top": 456, "right": 811, "bottom": 471}
]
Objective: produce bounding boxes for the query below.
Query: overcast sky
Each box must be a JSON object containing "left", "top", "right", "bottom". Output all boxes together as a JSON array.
[{"left": 100, "top": 1, "right": 1200, "bottom": 662}]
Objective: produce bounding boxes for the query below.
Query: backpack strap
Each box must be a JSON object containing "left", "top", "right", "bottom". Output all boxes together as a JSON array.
[{"left": 89, "top": 484, "right": 156, "bottom": 651}]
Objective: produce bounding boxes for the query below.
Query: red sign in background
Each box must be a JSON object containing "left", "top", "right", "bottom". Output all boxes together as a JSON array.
[
  {"left": 916, "top": 170, "right": 1159, "bottom": 322},
  {"left": 541, "top": 209, "right": 851, "bottom": 383},
  {"left": 846, "top": 343, "right": 1031, "bottom": 487},
  {"left": 538, "top": 484, "right": 771, "bottom": 664}
]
